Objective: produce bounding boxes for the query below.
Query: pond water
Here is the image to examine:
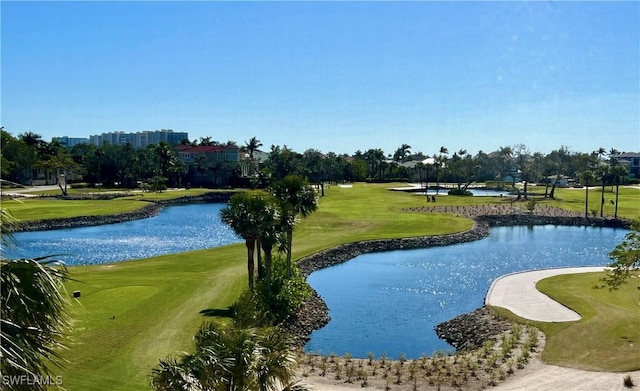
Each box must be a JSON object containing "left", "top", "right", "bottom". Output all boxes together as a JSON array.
[
  {"left": 305, "top": 225, "right": 628, "bottom": 359},
  {"left": 419, "top": 189, "right": 514, "bottom": 197},
  {"left": 4, "top": 203, "right": 242, "bottom": 265}
]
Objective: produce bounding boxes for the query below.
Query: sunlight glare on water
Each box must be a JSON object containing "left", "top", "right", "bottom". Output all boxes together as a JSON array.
[
  {"left": 4, "top": 203, "right": 242, "bottom": 265},
  {"left": 305, "top": 225, "right": 629, "bottom": 359}
]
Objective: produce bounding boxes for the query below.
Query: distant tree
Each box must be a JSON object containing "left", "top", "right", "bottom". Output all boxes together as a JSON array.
[
  {"left": 578, "top": 170, "right": 596, "bottom": 218},
  {"left": 435, "top": 146, "right": 449, "bottom": 194},
  {"left": 600, "top": 224, "right": 640, "bottom": 294},
  {"left": 609, "top": 164, "right": 628, "bottom": 219},
  {"left": 392, "top": 144, "right": 411, "bottom": 163},
  {"left": 271, "top": 175, "right": 318, "bottom": 278},
  {"left": 244, "top": 136, "right": 263, "bottom": 160}
]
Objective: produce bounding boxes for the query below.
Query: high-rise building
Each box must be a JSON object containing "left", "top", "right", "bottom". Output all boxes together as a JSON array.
[{"left": 87, "top": 129, "right": 189, "bottom": 148}]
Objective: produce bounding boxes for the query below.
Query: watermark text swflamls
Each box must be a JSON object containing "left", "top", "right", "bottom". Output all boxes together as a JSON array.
[{"left": 2, "top": 375, "right": 64, "bottom": 386}]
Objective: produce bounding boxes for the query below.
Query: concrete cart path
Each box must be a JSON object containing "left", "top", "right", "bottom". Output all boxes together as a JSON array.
[{"left": 485, "top": 266, "right": 607, "bottom": 322}]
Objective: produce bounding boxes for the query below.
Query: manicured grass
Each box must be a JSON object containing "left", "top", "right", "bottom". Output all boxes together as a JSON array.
[
  {"left": 2, "top": 198, "right": 149, "bottom": 222},
  {"left": 535, "top": 272, "right": 640, "bottom": 372},
  {"left": 491, "top": 272, "right": 640, "bottom": 372},
  {"left": 55, "top": 183, "right": 472, "bottom": 390},
  {"left": 543, "top": 186, "right": 640, "bottom": 221},
  {"left": 60, "top": 246, "right": 246, "bottom": 391},
  {"left": 1, "top": 188, "right": 227, "bottom": 222}
]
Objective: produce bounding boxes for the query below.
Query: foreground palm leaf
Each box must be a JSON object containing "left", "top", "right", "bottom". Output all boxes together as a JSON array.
[
  {"left": 152, "top": 323, "right": 307, "bottom": 391},
  {"left": 0, "top": 256, "right": 70, "bottom": 390}
]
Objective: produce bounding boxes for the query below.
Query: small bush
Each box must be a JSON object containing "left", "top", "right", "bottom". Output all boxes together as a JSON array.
[
  {"left": 624, "top": 375, "right": 635, "bottom": 388},
  {"left": 448, "top": 188, "right": 473, "bottom": 196},
  {"left": 232, "top": 255, "right": 311, "bottom": 327}
]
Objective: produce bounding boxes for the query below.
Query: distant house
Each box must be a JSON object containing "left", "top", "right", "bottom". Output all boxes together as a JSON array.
[
  {"left": 611, "top": 152, "right": 640, "bottom": 179},
  {"left": 175, "top": 144, "right": 241, "bottom": 186},
  {"left": 544, "top": 175, "right": 573, "bottom": 187}
]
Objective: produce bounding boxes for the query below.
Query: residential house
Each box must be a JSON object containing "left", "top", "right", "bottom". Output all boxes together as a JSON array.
[
  {"left": 611, "top": 152, "right": 640, "bottom": 179},
  {"left": 175, "top": 144, "right": 241, "bottom": 186}
]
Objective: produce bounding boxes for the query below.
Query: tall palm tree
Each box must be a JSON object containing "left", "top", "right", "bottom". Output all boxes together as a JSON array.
[
  {"left": 579, "top": 170, "right": 595, "bottom": 218},
  {"left": 245, "top": 137, "right": 263, "bottom": 160},
  {"left": 435, "top": 146, "right": 448, "bottom": 194},
  {"left": 151, "top": 323, "right": 307, "bottom": 391},
  {"left": 220, "top": 191, "right": 272, "bottom": 290},
  {"left": 271, "top": 175, "right": 318, "bottom": 278},
  {"left": 609, "top": 164, "right": 628, "bottom": 219}
]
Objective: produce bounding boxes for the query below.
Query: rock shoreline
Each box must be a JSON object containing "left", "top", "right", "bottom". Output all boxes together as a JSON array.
[{"left": 287, "top": 212, "right": 631, "bottom": 351}]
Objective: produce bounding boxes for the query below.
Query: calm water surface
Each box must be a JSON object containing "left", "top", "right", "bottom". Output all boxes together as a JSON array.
[
  {"left": 305, "top": 225, "right": 628, "bottom": 359},
  {"left": 4, "top": 203, "right": 241, "bottom": 265}
]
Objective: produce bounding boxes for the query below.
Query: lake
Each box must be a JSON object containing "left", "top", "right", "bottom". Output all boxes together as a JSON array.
[
  {"left": 305, "top": 225, "right": 628, "bottom": 359},
  {"left": 4, "top": 203, "right": 242, "bottom": 265}
]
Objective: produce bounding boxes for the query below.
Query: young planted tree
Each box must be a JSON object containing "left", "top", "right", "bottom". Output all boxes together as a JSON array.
[{"left": 600, "top": 224, "right": 640, "bottom": 294}]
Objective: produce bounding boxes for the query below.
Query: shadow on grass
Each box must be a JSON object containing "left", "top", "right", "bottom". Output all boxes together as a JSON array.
[{"left": 200, "top": 306, "right": 234, "bottom": 318}]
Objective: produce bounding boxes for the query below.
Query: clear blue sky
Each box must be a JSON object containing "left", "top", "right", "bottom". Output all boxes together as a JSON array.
[{"left": 2, "top": 1, "right": 638, "bottom": 156}]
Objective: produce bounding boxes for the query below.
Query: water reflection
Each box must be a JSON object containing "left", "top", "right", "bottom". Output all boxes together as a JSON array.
[
  {"left": 305, "top": 225, "right": 628, "bottom": 359},
  {"left": 4, "top": 203, "right": 241, "bottom": 265}
]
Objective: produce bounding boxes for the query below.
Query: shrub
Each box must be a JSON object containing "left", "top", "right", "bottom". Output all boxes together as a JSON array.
[
  {"left": 448, "top": 188, "right": 473, "bottom": 196},
  {"left": 623, "top": 375, "right": 634, "bottom": 388},
  {"left": 233, "top": 255, "right": 312, "bottom": 327}
]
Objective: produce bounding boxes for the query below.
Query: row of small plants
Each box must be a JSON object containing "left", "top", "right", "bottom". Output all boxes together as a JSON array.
[{"left": 299, "top": 323, "right": 542, "bottom": 390}]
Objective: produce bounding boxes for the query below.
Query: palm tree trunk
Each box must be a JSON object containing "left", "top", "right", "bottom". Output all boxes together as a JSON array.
[
  {"left": 246, "top": 239, "right": 256, "bottom": 290},
  {"left": 263, "top": 245, "right": 273, "bottom": 282},
  {"left": 584, "top": 181, "right": 589, "bottom": 218},
  {"left": 600, "top": 182, "right": 606, "bottom": 217},
  {"left": 256, "top": 238, "right": 264, "bottom": 281},
  {"left": 286, "top": 230, "right": 293, "bottom": 278},
  {"left": 614, "top": 183, "right": 620, "bottom": 219}
]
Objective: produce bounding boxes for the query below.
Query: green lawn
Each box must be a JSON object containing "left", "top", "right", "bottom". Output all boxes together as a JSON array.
[
  {"left": 535, "top": 273, "right": 640, "bottom": 372},
  {"left": 491, "top": 272, "right": 640, "bottom": 372},
  {"left": 7, "top": 182, "right": 638, "bottom": 389},
  {"left": 55, "top": 183, "right": 472, "bottom": 391}
]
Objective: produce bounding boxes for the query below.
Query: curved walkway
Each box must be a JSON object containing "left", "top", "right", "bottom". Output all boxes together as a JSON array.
[{"left": 485, "top": 266, "right": 606, "bottom": 322}]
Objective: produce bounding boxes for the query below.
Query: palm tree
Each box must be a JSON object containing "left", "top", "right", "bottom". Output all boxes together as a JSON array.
[
  {"left": 1, "top": 210, "right": 70, "bottom": 390},
  {"left": 596, "top": 165, "right": 611, "bottom": 217},
  {"left": 578, "top": 170, "right": 595, "bottom": 218},
  {"left": 220, "top": 191, "right": 272, "bottom": 290},
  {"left": 151, "top": 323, "right": 307, "bottom": 391},
  {"left": 609, "top": 164, "right": 628, "bottom": 219},
  {"left": 435, "top": 146, "right": 448, "bottom": 194},
  {"left": 271, "top": 175, "right": 318, "bottom": 278},
  {"left": 245, "top": 137, "right": 263, "bottom": 160}
]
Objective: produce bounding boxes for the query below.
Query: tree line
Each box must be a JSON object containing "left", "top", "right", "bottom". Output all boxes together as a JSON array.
[{"left": 2, "top": 128, "right": 633, "bottom": 197}]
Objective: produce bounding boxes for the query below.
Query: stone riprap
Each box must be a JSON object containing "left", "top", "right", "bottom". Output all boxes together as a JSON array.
[{"left": 434, "top": 306, "right": 512, "bottom": 351}]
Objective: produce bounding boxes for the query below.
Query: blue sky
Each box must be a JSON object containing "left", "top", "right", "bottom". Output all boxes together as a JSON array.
[{"left": 2, "top": 1, "right": 638, "bottom": 156}]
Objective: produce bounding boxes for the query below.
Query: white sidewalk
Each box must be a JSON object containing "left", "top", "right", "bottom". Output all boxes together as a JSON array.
[{"left": 485, "top": 266, "right": 607, "bottom": 322}]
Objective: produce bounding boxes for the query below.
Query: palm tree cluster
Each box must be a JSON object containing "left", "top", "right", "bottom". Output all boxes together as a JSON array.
[
  {"left": 151, "top": 176, "right": 319, "bottom": 390},
  {"left": 221, "top": 175, "right": 318, "bottom": 290}
]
